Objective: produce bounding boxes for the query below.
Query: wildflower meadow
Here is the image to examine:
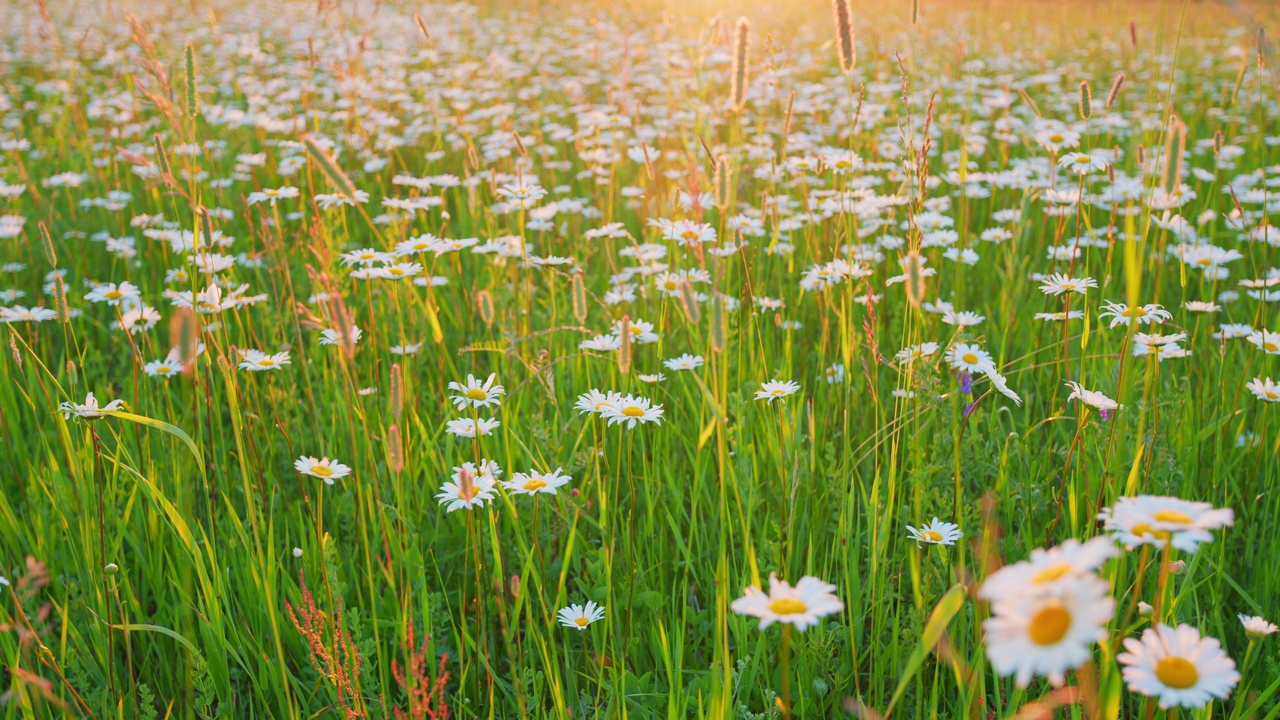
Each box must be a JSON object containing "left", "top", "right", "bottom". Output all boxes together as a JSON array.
[{"left": 2, "top": 0, "right": 1280, "bottom": 717}]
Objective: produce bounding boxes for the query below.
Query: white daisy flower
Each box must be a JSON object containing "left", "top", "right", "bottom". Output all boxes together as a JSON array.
[
  {"left": 1118, "top": 624, "right": 1239, "bottom": 709},
  {"left": 730, "top": 573, "right": 844, "bottom": 632}
]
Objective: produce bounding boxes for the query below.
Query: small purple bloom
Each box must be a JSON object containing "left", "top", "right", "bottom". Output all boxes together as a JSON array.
[
  {"left": 964, "top": 401, "right": 977, "bottom": 417},
  {"left": 1100, "top": 408, "right": 1113, "bottom": 422},
  {"left": 959, "top": 371, "right": 973, "bottom": 396}
]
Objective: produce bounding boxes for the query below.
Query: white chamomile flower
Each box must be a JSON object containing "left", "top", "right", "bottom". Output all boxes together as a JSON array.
[
  {"left": 599, "top": 394, "right": 664, "bottom": 428},
  {"left": 294, "top": 456, "right": 351, "bottom": 484},
  {"left": 1118, "top": 624, "right": 1239, "bottom": 709},
  {"left": 730, "top": 573, "right": 844, "bottom": 632},
  {"left": 448, "top": 373, "right": 506, "bottom": 409},
  {"left": 503, "top": 468, "right": 571, "bottom": 496},
  {"left": 557, "top": 601, "right": 605, "bottom": 630},
  {"left": 755, "top": 380, "right": 800, "bottom": 403},
  {"left": 906, "top": 518, "right": 962, "bottom": 546}
]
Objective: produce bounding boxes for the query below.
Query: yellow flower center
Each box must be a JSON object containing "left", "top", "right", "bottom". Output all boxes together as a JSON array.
[
  {"left": 157, "top": 366, "right": 172, "bottom": 374},
  {"left": 622, "top": 405, "right": 645, "bottom": 417},
  {"left": 1264, "top": 342, "right": 1279, "bottom": 352},
  {"left": 1028, "top": 605, "right": 1072, "bottom": 645},
  {"left": 388, "top": 267, "right": 404, "bottom": 276},
  {"left": 681, "top": 230, "right": 699, "bottom": 240},
  {"left": 311, "top": 465, "right": 333, "bottom": 478},
  {"left": 1032, "top": 563, "right": 1074, "bottom": 583},
  {"left": 1268, "top": 391, "right": 1279, "bottom": 400},
  {"left": 105, "top": 290, "right": 123, "bottom": 300},
  {"left": 465, "top": 388, "right": 489, "bottom": 401},
  {"left": 769, "top": 598, "right": 808, "bottom": 615},
  {"left": 524, "top": 479, "right": 548, "bottom": 491},
  {"left": 1050, "top": 134, "right": 1064, "bottom": 143},
  {"left": 962, "top": 353, "right": 978, "bottom": 364},
  {"left": 574, "top": 617, "right": 590, "bottom": 627},
  {"left": 1155, "top": 657, "right": 1199, "bottom": 689},
  {"left": 664, "top": 281, "right": 678, "bottom": 290},
  {"left": 1122, "top": 307, "right": 1147, "bottom": 318},
  {"left": 1062, "top": 283, "right": 1077, "bottom": 290},
  {"left": 1151, "top": 510, "right": 1192, "bottom": 524},
  {"left": 1130, "top": 523, "right": 1171, "bottom": 541},
  {"left": 923, "top": 530, "right": 944, "bottom": 542},
  {"left": 258, "top": 359, "right": 275, "bottom": 366}
]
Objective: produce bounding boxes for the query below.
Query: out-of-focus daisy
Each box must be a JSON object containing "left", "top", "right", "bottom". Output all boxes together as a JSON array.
[
  {"left": 979, "top": 537, "right": 1117, "bottom": 602},
  {"left": 445, "top": 417, "right": 500, "bottom": 438},
  {"left": 575, "top": 389, "right": 622, "bottom": 415},
  {"left": 247, "top": 186, "right": 300, "bottom": 205},
  {"left": 730, "top": 573, "right": 844, "bottom": 632},
  {"left": 238, "top": 349, "right": 291, "bottom": 371},
  {"left": 984, "top": 573, "right": 1114, "bottom": 687},
  {"left": 557, "top": 601, "right": 605, "bottom": 630},
  {"left": 1239, "top": 614, "right": 1277, "bottom": 640},
  {"left": 1058, "top": 151, "right": 1108, "bottom": 174},
  {"left": 1118, "top": 624, "right": 1239, "bottom": 709},
  {"left": 85, "top": 281, "right": 140, "bottom": 306},
  {"left": 294, "top": 456, "right": 351, "bottom": 484},
  {"left": 320, "top": 325, "right": 363, "bottom": 346},
  {"left": 907, "top": 518, "right": 962, "bottom": 546},
  {"left": 1098, "top": 495, "right": 1234, "bottom": 553},
  {"left": 448, "top": 373, "right": 506, "bottom": 409},
  {"left": 1246, "top": 377, "right": 1280, "bottom": 402},
  {"left": 755, "top": 380, "right": 800, "bottom": 403},
  {"left": 1, "top": 305, "right": 58, "bottom": 323},
  {"left": 895, "top": 342, "right": 939, "bottom": 365},
  {"left": 823, "top": 363, "right": 845, "bottom": 384},
  {"left": 663, "top": 353, "right": 704, "bottom": 371}
]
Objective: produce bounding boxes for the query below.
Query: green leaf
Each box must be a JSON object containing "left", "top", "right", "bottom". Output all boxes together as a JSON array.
[{"left": 885, "top": 584, "right": 966, "bottom": 717}]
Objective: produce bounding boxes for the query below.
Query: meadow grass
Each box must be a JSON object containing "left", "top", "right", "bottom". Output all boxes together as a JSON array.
[{"left": 1, "top": 0, "right": 1279, "bottom": 718}]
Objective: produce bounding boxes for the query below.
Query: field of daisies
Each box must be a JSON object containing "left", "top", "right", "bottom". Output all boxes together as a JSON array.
[{"left": 3, "top": 0, "right": 1280, "bottom": 717}]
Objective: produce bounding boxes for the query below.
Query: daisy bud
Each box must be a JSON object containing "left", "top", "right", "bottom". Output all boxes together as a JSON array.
[
  {"left": 833, "top": 0, "right": 856, "bottom": 73},
  {"left": 1138, "top": 601, "right": 1153, "bottom": 617},
  {"left": 184, "top": 42, "right": 199, "bottom": 117},
  {"left": 152, "top": 133, "right": 173, "bottom": 186},
  {"left": 413, "top": 12, "right": 431, "bottom": 41},
  {"left": 1166, "top": 560, "right": 1186, "bottom": 575},
  {"left": 104, "top": 563, "right": 119, "bottom": 575},
  {"left": 388, "top": 424, "right": 404, "bottom": 474},
  {"left": 710, "top": 292, "right": 727, "bottom": 352},
  {"left": 475, "top": 289, "right": 495, "bottom": 329},
  {"left": 1105, "top": 73, "right": 1125, "bottom": 109},
  {"left": 617, "top": 315, "right": 633, "bottom": 375},
  {"left": 571, "top": 273, "right": 588, "bottom": 324},
  {"left": 301, "top": 133, "right": 359, "bottom": 200},
  {"left": 38, "top": 221, "right": 56, "bottom": 267},
  {"left": 390, "top": 363, "right": 403, "bottom": 419},
  {"left": 292, "top": 547, "right": 303, "bottom": 558},
  {"left": 678, "top": 280, "right": 701, "bottom": 325},
  {"left": 730, "top": 17, "right": 751, "bottom": 111}
]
